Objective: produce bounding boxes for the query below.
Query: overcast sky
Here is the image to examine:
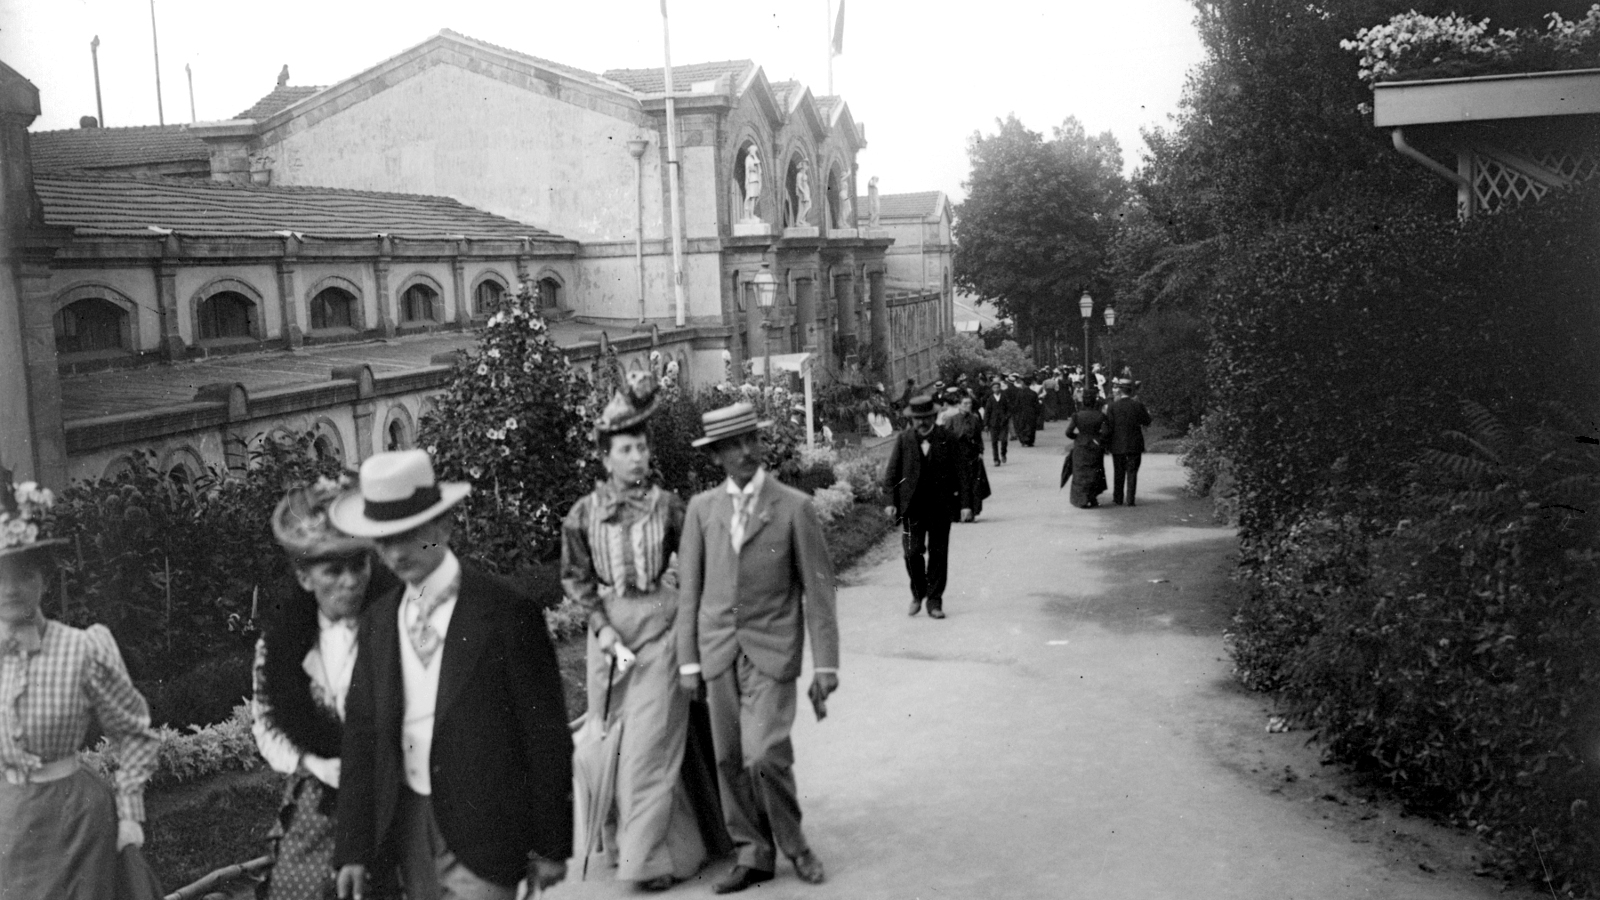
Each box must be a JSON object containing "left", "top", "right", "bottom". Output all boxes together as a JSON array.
[{"left": 0, "top": 0, "right": 1206, "bottom": 202}]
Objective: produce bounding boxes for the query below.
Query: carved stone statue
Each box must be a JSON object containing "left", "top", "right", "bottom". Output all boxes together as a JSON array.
[
  {"left": 867, "top": 176, "right": 881, "bottom": 227},
  {"left": 741, "top": 148, "right": 763, "bottom": 221},
  {"left": 839, "top": 192, "right": 853, "bottom": 228},
  {"left": 796, "top": 168, "right": 812, "bottom": 225}
]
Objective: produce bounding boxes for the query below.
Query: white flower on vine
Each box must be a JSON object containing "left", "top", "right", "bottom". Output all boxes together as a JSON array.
[
  {"left": 487, "top": 348, "right": 501, "bottom": 359},
  {"left": 476, "top": 364, "right": 490, "bottom": 376},
  {"left": 504, "top": 417, "right": 518, "bottom": 430},
  {"left": 499, "top": 446, "right": 511, "bottom": 458},
  {"left": 427, "top": 445, "right": 437, "bottom": 455},
  {"left": 469, "top": 465, "right": 483, "bottom": 479}
]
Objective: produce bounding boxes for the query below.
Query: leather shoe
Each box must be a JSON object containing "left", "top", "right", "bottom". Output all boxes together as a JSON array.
[
  {"left": 908, "top": 598, "right": 922, "bottom": 616},
  {"left": 928, "top": 606, "right": 946, "bottom": 620},
  {"left": 639, "top": 874, "right": 677, "bottom": 892},
  {"left": 791, "top": 851, "right": 826, "bottom": 885},
  {"left": 713, "top": 866, "right": 774, "bottom": 894}
]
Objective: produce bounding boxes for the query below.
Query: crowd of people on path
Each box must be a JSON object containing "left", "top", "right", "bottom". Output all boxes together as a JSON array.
[
  {"left": 0, "top": 357, "right": 1152, "bottom": 900},
  {"left": 0, "top": 373, "right": 841, "bottom": 900},
  {"left": 883, "top": 363, "right": 1153, "bottom": 618}
]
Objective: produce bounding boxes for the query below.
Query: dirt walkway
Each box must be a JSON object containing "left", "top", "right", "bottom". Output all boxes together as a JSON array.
[{"left": 559, "top": 426, "right": 1540, "bottom": 899}]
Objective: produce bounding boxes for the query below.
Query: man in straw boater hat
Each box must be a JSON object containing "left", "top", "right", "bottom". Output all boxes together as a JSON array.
[
  {"left": 562, "top": 372, "right": 726, "bottom": 891},
  {"left": 675, "top": 402, "right": 839, "bottom": 893},
  {"left": 881, "top": 396, "right": 965, "bottom": 618},
  {"left": 328, "top": 451, "right": 571, "bottom": 900}
]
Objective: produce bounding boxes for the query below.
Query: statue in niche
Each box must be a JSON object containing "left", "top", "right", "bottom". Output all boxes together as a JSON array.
[
  {"left": 839, "top": 192, "right": 853, "bottom": 228},
  {"left": 741, "top": 148, "right": 763, "bottom": 221},
  {"left": 795, "top": 167, "right": 812, "bottom": 225},
  {"left": 867, "top": 176, "right": 881, "bottom": 227}
]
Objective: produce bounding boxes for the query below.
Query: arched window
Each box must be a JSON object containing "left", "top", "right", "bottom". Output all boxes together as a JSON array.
[
  {"left": 386, "top": 418, "right": 409, "bottom": 451},
  {"left": 474, "top": 279, "right": 506, "bottom": 315},
  {"left": 310, "top": 287, "right": 356, "bottom": 330},
  {"left": 537, "top": 278, "right": 561, "bottom": 310},
  {"left": 54, "top": 297, "right": 127, "bottom": 353},
  {"left": 198, "top": 291, "right": 256, "bottom": 340},
  {"left": 401, "top": 284, "right": 438, "bottom": 323},
  {"left": 312, "top": 434, "right": 339, "bottom": 462}
]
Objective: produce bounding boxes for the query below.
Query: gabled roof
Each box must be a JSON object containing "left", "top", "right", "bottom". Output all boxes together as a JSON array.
[
  {"left": 29, "top": 125, "right": 210, "bottom": 172},
  {"left": 36, "top": 174, "right": 569, "bottom": 242},
  {"left": 437, "top": 29, "right": 609, "bottom": 86},
  {"left": 602, "top": 60, "right": 754, "bottom": 94},
  {"left": 235, "top": 85, "right": 324, "bottom": 120},
  {"left": 770, "top": 80, "right": 802, "bottom": 110},
  {"left": 879, "top": 191, "right": 946, "bottom": 220}
]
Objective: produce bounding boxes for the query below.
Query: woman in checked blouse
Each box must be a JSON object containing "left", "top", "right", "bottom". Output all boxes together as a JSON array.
[{"left": 0, "top": 480, "right": 160, "bottom": 899}]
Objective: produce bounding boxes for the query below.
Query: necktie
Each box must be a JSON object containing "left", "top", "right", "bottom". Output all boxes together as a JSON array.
[
  {"left": 407, "top": 576, "right": 457, "bottom": 666},
  {"left": 730, "top": 492, "right": 750, "bottom": 551}
]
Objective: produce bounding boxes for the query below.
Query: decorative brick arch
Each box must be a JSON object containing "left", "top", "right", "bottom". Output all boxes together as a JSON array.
[
  {"left": 470, "top": 269, "right": 513, "bottom": 317},
  {"left": 311, "top": 417, "right": 347, "bottom": 463},
  {"left": 189, "top": 276, "right": 268, "bottom": 343},
  {"left": 532, "top": 267, "right": 566, "bottom": 312},
  {"left": 159, "top": 445, "right": 207, "bottom": 484},
  {"left": 382, "top": 402, "right": 417, "bottom": 453},
  {"left": 396, "top": 272, "right": 447, "bottom": 326},
  {"left": 305, "top": 274, "right": 367, "bottom": 332},
  {"left": 51, "top": 282, "right": 141, "bottom": 355}
]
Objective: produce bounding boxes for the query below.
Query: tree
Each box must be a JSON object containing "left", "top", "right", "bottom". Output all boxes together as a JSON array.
[
  {"left": 418, "top": 280, "right": 598, "bottom": 572},
  {"left": 954, "top": 115, "right": 1126, "bottom": 365}
]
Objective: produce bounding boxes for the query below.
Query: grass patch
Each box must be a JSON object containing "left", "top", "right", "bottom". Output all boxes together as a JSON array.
[{"left": 146, "top": 772, "right": 281, "bottom": 891}]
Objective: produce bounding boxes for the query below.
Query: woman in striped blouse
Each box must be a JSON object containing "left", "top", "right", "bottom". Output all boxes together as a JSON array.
[{"left": 0, "top": 481, "right": 159, "bottom": 899}]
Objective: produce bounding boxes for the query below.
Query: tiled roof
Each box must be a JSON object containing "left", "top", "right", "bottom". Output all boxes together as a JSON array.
[
  {"left": 879, "top": 191, "right": 944, "bottom": 220},
  {"left": 770, "top": 79, "right": 801, "bottom": 109},
  {"left": 234, "top": 85, "right": 324, "bottom": 120},
  {"left": 603, "top": 60, "right": 753, "bottom": 94},
  {"left": 35, "top": 175, "right": 569, "bottom": 242},
  {"left": 30, "top": 125, "right": 209, "bottom": 172},
  {"left": 816, "top": 96, "right": 842, "bottom": 119}
]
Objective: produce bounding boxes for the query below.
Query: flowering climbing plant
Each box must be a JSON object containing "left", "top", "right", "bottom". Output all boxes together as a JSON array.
[
  {"left": 1342, "top": 5, "right": 1600, "bottom": 87},
  {"left": 418, "top": 279, "right": 598, "bottom": 571},
  {"left": 0, "top": 481, "right": 56, "bottom": 550}
]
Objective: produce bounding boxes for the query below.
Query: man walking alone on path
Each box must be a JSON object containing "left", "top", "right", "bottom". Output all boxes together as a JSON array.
[
  {"left": 675, "top": 403, "right": 839, "bottom": 894},
  {"left": 1106, "top": 378, "right": 1153, "bottom": 506},
  {"left": 883, "top": 396, "right": 964, "bottom": 618},
  {"left": 981, "top": 378, "right": 1013, "bottom": 465}
]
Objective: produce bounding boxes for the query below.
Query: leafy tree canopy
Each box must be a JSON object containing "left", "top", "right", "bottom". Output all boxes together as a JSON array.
[{"left": 953, "top": 115, "right": 1127, "bottom": 351}]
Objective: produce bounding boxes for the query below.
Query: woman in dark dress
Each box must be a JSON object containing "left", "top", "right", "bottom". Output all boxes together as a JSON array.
[
  {"left": 252, "top": 479, "right": 398, "bottom": 900},
  {"left": 944, "top": 390, "right": 990, "bottom": 522},
  {"left": 1064, "top": 391, "right": 1112, "bottom": 509}
]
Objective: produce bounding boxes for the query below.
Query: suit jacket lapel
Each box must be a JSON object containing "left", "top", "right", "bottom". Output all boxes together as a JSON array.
[
  {"left": 434, "top": 567, "right": 491, "bottom": 722},
  {"left": 366, "top": 581, "right": 405, "bottom": 742}
]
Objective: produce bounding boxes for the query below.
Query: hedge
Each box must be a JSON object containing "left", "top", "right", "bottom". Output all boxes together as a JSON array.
[{"left": 1205, "top": 183, "right": 1600, "bottom": 893}]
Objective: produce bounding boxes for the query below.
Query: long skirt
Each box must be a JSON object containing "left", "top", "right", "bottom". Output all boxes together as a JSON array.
[
  {"left": 577, "top": 628, "right": 719, "bottom": 882},
  {"left": 262, "top": 772, "right": 341, "bottom": 900},
  {"left": 1068, "top": 447, "right": 1108, "bottom": 508},
  {"left": 0, "top": 767, "right": 118, "bottom": 900}
]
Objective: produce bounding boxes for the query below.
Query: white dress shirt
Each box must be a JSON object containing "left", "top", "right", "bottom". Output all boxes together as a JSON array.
[
  {"left": 251, "top": 612, "right": 360, "bottom": 789},
  {"left": 724, "top": 466, "right": 767, "bottom": 551},
  {"left": 398, "top": 549, "right": 460, "bottom": 796}
]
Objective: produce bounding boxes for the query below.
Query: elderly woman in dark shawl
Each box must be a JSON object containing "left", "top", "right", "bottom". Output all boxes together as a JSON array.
[
  {"left": 1063, "top": 390, "right": 1112, "bottom": 509},
  {"left": 252, "top": 478, "right": 398, "bottom": 900}
]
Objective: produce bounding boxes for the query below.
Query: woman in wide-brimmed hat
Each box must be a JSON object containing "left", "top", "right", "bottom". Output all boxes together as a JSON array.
[
  {"left": 250, "top": 476, "right": 399, "bottom": 900},
  {"left": 563, "top": 372, "right": 725, "bottom": 891},
  {"left": 0, "top": 480, "right": 160, "bottom": 899}
]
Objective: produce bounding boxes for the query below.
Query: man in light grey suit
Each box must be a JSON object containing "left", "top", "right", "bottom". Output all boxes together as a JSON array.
[{"left": 676, "top": 402, "right": 840, "bottom": 894}]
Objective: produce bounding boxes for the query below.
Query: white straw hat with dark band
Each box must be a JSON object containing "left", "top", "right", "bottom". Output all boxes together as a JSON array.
[
  {"left": 328, "top": 450, "right": 471, "bottom": 538},
  {"left": 691, "top": 402, "right": 773, "bottom": 448}
]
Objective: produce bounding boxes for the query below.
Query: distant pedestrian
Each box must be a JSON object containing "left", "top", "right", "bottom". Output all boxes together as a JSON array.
[
  {"left": 883, "top": 396, "right": 964, "bottom": 618},
  {"left": 1011, "top": 375, "right": 1041, "bottom": 446},
  {"left": 981, "top": 378, "right": 1013, "bottom": 465},
  {"left": 1106, "top": 379, "right": 1153, "bottom": 507},
  {"left": 944, "top": 391, "right": 990, "bottom": 521},
  {"left": 1063, "top": 391, "right": 1111, "bottom": 509}
]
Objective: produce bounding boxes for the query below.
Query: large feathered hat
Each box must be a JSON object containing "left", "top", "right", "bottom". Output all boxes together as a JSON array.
[
  {"left": 272, "top": 476, "right": 373, "bottom": 562},
  {"left": 0, "top": 479, "right": 67, "bottom": 564},
  {"left": 595, "top": 370, "right": 663, "bottom": 440}
]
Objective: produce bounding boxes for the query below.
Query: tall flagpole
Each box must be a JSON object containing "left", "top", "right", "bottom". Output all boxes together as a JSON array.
[
  {"left": 185, "top": 63, "right": 196, "bottom": 123},
  {"left": 149, "top": 0, "right": 165, "bottom": 125},
  {"left": 90, "top": 36, "right": 104, "bottom": 126},
  {"left": 661, "top": 0, "right": 687, "bottom": 327}
]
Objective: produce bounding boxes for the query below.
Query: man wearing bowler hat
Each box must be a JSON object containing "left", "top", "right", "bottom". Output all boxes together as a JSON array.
[
  {"left": 329, "top": 450, "right": 571, "bottom": 900},
  {"left": 675, "top": 403, "right": 839, "bottom": 894},
  {"left": 882, "top": 396, "right": 964, "bottom": 618}
]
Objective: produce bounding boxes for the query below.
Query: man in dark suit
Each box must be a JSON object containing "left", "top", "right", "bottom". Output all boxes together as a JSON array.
[
  {"left": 882, "top": 396, "right": 964, "bottom": 618},
  {"left": 329, "top": 450, "right": 572, "bottom": 900},
  {"left": 1106, "top": 378, "right": 1154, "bottom": 506},
  {"left": 1010, "top": 375, "right": 1041, "bottom": 447},
  {"left": 980, "top": 378, "right": 1012, "bottom": 466},
  {"left": 676, "top": 403, "right": 839, "bottom": 894}
]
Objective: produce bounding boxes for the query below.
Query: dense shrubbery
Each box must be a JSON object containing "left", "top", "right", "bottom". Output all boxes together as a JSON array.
[
  {"left": 937, "top": 333, "right": 1033, "bottom": 383},
  {"left": 81, "top": 704, "right": 264, "bottom": 791}
]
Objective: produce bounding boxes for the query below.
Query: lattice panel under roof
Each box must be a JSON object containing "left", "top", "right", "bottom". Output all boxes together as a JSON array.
[
  {"left": 1530, "top": 148, "right": 1600, "bottom": 184},
  {"left": 1473, "top": 152, "right": 1550, "bottom": 214}
]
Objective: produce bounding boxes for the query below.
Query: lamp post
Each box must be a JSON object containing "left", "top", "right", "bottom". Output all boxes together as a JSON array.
[
  {"left": 627, "top": 136, "right": 650, "bottom": 324},
  {"left": 1102, "top": 305, "right": 1116, "bottom": 370},
  {"left": 1078, "top": 292, "right": 1094, "bottom": 377},
  {"left": 754, "top": 264, "right": 778, "bottom": 385}
]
